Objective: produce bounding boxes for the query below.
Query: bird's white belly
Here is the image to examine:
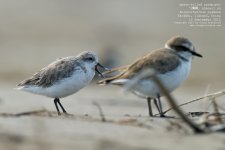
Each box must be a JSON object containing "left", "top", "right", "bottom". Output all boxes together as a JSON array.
[
  {"left": 133, "top": 60, "right": 191, "bottom": 98},
  {"left": 22, "top": 69, "right": 95, "bottom": 98}
]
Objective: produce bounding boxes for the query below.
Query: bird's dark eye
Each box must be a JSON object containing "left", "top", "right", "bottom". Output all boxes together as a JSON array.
[{"left": 87, "top": 57, "right": 94, "bottom": 61}]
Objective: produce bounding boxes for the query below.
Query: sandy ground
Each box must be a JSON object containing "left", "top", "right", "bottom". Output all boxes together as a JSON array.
[
  {"left": 0, "top": 82, "right": 225, "bottom": 150},
  {"left": 0, "top": 1, "right": 224, "bottom": 149}
]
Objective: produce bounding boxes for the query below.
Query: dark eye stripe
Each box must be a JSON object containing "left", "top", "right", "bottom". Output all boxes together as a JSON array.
[{"left": 171, "top": 45, "right": 190, "bottom": 52}]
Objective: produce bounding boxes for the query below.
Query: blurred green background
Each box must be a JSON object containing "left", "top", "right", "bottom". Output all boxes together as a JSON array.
[{"left": 0, "top": 0, "right": 224, "bottom": 89}]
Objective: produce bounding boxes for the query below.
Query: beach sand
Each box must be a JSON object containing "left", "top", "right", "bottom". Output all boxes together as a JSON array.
[{"left": 0, "top": 83, "right": 225, "bottom": 150}]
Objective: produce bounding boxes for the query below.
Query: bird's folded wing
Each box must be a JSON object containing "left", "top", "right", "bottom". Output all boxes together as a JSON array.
[
  {"left": 17, "top": 57, "right": 79, "bottom": 88},
  {"left": 121, "top": 49, "right": 180, "bottom": 79}
]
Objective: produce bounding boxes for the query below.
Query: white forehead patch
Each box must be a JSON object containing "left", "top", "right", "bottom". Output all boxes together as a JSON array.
[{"left": 165, "top": 44, "right": 172, "bottom": 50}]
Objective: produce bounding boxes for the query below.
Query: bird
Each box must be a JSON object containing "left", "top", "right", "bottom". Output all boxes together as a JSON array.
[
  {"left": 98, "top": 36, "right": 203, "bottom": 117},
  {"left": 17, "top": 51, "right": 107, "bottom": 115}
]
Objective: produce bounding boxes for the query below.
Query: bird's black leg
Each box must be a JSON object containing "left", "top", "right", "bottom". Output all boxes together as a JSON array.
[
  {"left": 157, "top": 94, "right": 165, "bottom": 117},
  {"left": 57, "top": 98, "right": 67, "bottom": 114},
  {"left": 54, "top": 98, "right": 61, "bottom": 115},
  {"left": 153, "top": 99, "right": 161, "bottom": 115},
  {"left": 147, "top": 97, "right": 153, "bottom": 117}
]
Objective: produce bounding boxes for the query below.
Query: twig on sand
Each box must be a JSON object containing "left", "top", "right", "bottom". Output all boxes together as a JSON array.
[
  {"left": 0, "top": 109, "right": 53, "bottom": 117},
  {"left": 124, "top": 68, "right": 225, "bottom": 133},
  {"left": 124, "top": 69, "right": 206, "bottom": 133},
  {"left": 152, "top": 76, "right": 207, "bottom": 133},
  {"left": 163, "top": 90, "right": 225, "bottom": 115},
  {"left": 125, "top": 69, "right": 207, "bottom": 133},
  {"left": 93, "top": 101, "right": 106, "bottom": 122},
  {"left": 211, "top": 99, "right": 223, "bottom": 124}
]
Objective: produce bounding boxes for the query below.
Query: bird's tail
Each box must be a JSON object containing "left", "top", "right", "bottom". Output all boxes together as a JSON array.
[
  {"left": 97, "top": 65, "right": 128, "bottom": 85},
  {"left": 97, "top": 74, "right": 122, "bottom": 85}
]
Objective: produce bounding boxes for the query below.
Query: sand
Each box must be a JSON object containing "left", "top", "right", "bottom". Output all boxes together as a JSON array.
[{"left": 0, "top": 83, "right": 225, "bottom": 150}]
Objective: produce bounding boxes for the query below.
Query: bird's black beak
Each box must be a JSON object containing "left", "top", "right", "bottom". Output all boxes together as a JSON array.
[
  {"left": 95, "top": 63, "right": 110, "bottom": 78},
  {"left": 190, "top": 50, "right": 203, "bottom": 58}
]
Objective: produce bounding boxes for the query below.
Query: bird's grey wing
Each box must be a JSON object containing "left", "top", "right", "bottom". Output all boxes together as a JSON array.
[
  {"left": 122, "top": 49, "right": 181, "bottom": 79},
  {"left": 18, "top": 57, "right": 79, "bottom": 88}
]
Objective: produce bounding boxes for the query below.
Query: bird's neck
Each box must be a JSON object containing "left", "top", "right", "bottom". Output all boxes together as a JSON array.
[{"left": 177, "top": 51, "right": 193, "bottom": 62}]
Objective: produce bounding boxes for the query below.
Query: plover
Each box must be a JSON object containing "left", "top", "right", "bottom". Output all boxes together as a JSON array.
[
  {"left": 98, "top": 36, "right": 202, "bottom": 117},
  {"left": 17, "top": 51, "right": 107, "bottom": 115}
]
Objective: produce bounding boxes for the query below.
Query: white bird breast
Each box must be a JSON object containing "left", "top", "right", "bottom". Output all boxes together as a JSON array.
[{"left": 133, "top": 59, "right": 192, "bottom": 98}]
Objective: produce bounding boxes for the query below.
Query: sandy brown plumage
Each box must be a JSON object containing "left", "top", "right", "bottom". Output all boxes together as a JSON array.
[
  {"left": 98, "top": 48, "right": 180, "bottom": 84},
  {"left": 98, "top": 36, "right": 202, "bottom": 117}
]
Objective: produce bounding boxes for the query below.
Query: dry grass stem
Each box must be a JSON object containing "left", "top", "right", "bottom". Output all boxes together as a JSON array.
[
  {"left": 93, "top": 101, "right": 106, "bottom": 122},
  {"left": 163, "top": 90, "right": 225, "bottom": 114},
  {"left": 152, "top": 76, "right": 207, "bottom": 133},
  {"left": 123, "top": 69, "right": 206, "bottom": 133},
  {"left": 212, "top": 99, "right": 223, "bottom": 123},
  {"left": 0, "top": 109, "right": 56, "bottom": 117}
]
